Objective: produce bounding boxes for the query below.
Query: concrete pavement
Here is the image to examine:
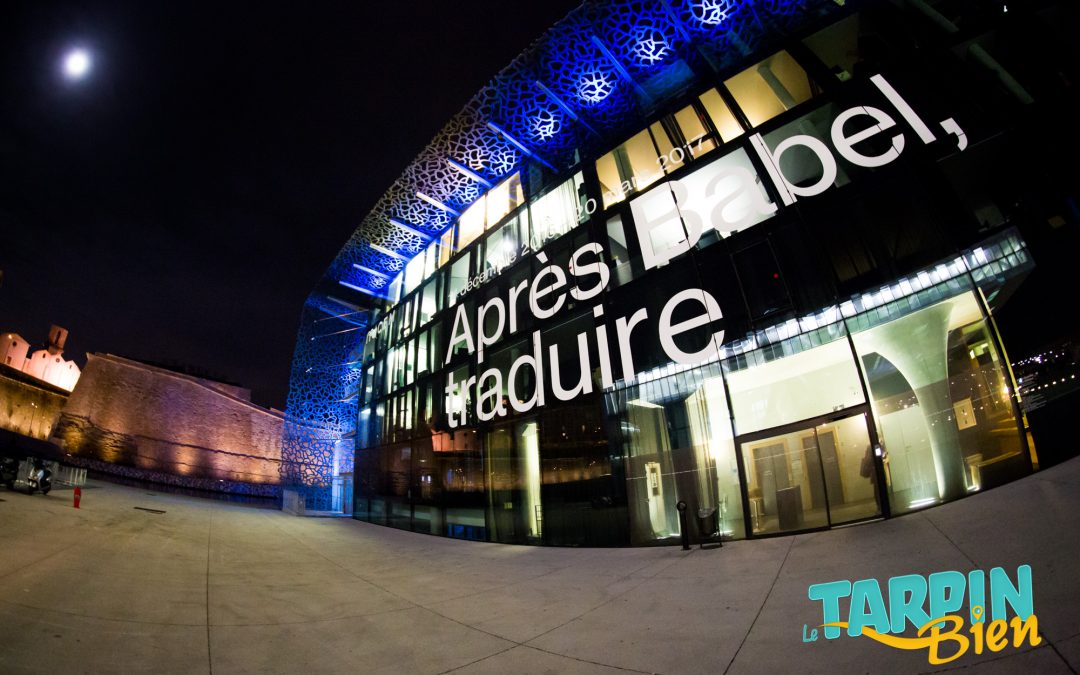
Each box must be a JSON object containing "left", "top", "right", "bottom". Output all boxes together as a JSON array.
[{"left": 2, "top": 458, "right": 1080, "bottom": 674}]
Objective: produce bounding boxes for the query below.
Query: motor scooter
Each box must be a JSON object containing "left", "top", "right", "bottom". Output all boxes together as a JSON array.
[{"left": 26, "top": 458, "right": 52, "bottom": 495}]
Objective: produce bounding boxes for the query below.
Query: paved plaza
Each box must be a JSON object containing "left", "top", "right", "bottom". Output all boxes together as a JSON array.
[{"left": 2, "top": 458, "right": 1080, "bottom": 674}]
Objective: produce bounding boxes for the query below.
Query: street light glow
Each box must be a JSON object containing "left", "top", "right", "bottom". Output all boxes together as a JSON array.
[{"left": 63, "top": 48, "right": 91, "bottom": 80}]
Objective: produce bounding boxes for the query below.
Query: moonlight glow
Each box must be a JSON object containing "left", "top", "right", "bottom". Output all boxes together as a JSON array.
[{"left": 62, "top": 49, "right": 92, "bottom": 80}]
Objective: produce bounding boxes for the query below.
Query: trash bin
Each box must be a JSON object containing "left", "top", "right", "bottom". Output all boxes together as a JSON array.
[
  {"left": 696, "top": 506, "right": 719, "bottom": 547},
  {"left": 697, "top": 507, "right": 718, "bottom": 538},
  {"left": 776, "top": 486, "right": 803, "bottom": 530}
]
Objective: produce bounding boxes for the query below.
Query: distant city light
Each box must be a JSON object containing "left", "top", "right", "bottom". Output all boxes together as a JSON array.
[{"left": 62, "top": 48, "right": 92, "bottom": 80}]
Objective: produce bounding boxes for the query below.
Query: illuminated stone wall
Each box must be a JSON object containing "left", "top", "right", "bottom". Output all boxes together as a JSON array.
[
  {"left": 51, "top": 353, "right": 283, "bottom": 490},
  {"left": 0, "top": 370, "right": 67, "bottom": 440}
]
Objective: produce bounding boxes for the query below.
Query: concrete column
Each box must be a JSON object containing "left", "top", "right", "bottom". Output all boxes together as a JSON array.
[{"left": 854, "top": 302, "right": 968, "bottom": 501}]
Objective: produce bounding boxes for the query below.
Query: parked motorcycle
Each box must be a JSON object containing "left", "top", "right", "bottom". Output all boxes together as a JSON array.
[
  {"left": 0, "top": 456, "right": 17, "bottom": 490},
  {"left": 26, "top": 458, "right": 52, "bottom": 495}
]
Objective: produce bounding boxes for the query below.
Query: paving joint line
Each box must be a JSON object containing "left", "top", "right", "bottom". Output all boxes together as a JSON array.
[
  {"left": 0, "top": 541, "right": 81, "bottom": 583},
  {"left": 271, "top": 511, "right": 676, "bottom": 673},
  {"left": 520, "top": 550, "right": 692, "bottom": 647},
  {"left": 921, "top": 512, "right": 979, "bottom": 568},
  {"left": 722, "top": 536, "right": 796, "bottom": 675}
]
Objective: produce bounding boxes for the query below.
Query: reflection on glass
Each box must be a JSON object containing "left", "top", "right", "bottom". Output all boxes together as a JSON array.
[{"left": 725, "top": 50, "right": 817, "bottom": 127}]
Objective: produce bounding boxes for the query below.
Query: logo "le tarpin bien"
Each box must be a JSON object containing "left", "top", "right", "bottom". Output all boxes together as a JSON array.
[{"left": 804, "top": 565, "right": 1040, "bottom": 665}]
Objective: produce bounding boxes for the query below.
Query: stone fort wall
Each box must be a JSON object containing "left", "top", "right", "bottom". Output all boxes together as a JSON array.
[
  {"left": 0, "top": 369, "right": 67, "bottom": 441},
  {"left": 51, "top": 354, "right": 283, "bottom": 490}
]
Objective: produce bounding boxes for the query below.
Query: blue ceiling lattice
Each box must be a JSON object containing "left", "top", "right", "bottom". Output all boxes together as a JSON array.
[
  {"left": 325, "top": 238, "right": 404, "bottom": 290},
  {"left": 341, "top": 266, "right": 389, "bottom": 292},
  {"left": 315, "top": 0, "right": 857, "bottom": 301},
  {"left": 756, "top": 0, "right": 846, "bottom": 33},
  {"left": 385, "top": 192, "right": 454, "bottom": 236},
  {"left": 355, "top": 242, "right": 404, "bottom": 273},
  {"left": 282, "top": 298, "right": 367, "bottom": 510},
  {"left": 363, "top": 218, "right": 428, "bottom": 256},
  {"left": 596, "top": 0, "right": 687, "bottom": 78},
  {"left": 305, "top": 294, "right": 371, "bottom": 328},
  {"left": 404, "top": 151, "right": 479, "bottom": 214},
  {"left": 490, "top": 66, "right": 582, "bottom": 169},
  {"left": 593, "top": 0, "right": 699, "bottom": 102},
  {"left": 437, "top": 102, "right": 522, "bottom": 184},
  {"left": 668, "top": 0, "right": 765, "bottom": 71},
  {"left": 534, "top": 7, "right": 639, "bottom": 133}
]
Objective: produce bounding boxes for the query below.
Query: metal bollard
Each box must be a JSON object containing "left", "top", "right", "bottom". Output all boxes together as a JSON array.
[
  {"left": 676, "top": 500, "right": 689, "bottom": 550},
  {"left": 73, "top": 486, "right": 81, "bottom": 509}
]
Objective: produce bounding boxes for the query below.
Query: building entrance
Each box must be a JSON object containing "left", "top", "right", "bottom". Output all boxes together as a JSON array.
[{"left": 739, "top": 408, "right": 883, "bottom": 536}]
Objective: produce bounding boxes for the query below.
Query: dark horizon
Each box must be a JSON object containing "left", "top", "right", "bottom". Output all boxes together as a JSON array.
[{"left": 0, "top": 1, "right": 580, "bottom": 408}]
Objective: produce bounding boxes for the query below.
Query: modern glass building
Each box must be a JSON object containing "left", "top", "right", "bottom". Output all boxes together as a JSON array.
[{"left": 283, "top": 0, "right": 1076, "bottom": 545}]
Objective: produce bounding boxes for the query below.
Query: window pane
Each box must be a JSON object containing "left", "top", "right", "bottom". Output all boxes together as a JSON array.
[
  {"left": 404, "top": 251, "right": 425, "bottom": 295},
  {"left": 447, "top": 255, "right": 469, "bottom": 307},
  {"left": 699, "top": 88, "right": 744, "bottom": 143},
  {"left": 419, "top": 280, "right": 437, "bottom": 326},
  {"left": 529, "top": 174, "right": 580, "bottom": 248},
  {"left": 485, "top": 173, "right": 524, "bottom": 228},
  {"left": 595, "top": 129, "right": 664, "bottom": 208},
  {"left": 673, "top": 104, "right": 717, "bottom": 158},
  {"left": 650, "top": 121, "right": 683, "bottom": 173},
  {"left": 803, "top": 14, "right": 862, "bottom": 82},
  {"left": 439, "top": 228, "right": 455, "bottom": 267},
  {"left": 596, "top": 152, "right": 622, "bottom": 209},
  {"left": 606, "top": 214, "right": 641, "bottom": 288},
  {"left": 423, "top": 240, "right": 438, "bottom": 277},
  {"left": 612, "top": 368, "right": 744, "bottom": 545},
  {"left": 458, "top": 198, "right": 486, "bottom": 250},
  {"left": 762, "top": 103, "right": 853, "bottom": 191},
  {"left": 483, "top": 217, "right": 519, "bottom": 275},
  {"left": 724, "top": 337, "right": 865, "bottom": 435},
  {"left": 732, "top": 241, "right": 790, "bottom": 320},
  {"left": 416, "top": 330, "right": 430, "bottom": 377},
  {"left": 725, "top": 50, "right": 817, "bottom": 127},
  {"left": 627, "top": 147, "right": 777, "bottom": 267}
]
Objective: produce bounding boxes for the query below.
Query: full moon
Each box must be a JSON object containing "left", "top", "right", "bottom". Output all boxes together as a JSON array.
[{"left": 62, "top": 48, "right": 92, "bottom": 80}]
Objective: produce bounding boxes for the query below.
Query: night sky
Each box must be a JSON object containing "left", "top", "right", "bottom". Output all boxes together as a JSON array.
[{"left": 0, "top": 1, "right": 581, "bottom": 409}]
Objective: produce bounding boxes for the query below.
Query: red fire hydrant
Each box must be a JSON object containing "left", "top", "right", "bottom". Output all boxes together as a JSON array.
[{"left": 73, "top": 486, "right": 81, "bottom": 509}]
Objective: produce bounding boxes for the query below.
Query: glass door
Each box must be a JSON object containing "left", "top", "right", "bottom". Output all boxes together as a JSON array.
[{"left": 740, "top": 411, "right": 882, "bottom": 535}]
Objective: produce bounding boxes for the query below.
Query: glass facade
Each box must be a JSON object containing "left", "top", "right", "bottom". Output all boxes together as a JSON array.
[{"left": 284, "top": 0, "right": 1061, "bottom": 537}]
